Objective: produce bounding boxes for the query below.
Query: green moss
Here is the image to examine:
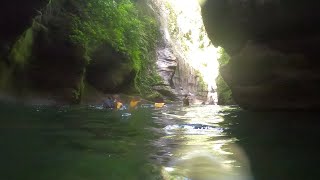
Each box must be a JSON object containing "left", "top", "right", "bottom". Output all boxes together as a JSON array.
[
  {"left": 216, "top": 74, "right": 233, "bottom": 105},
  {"left": 216, "top": 48, "right": 234, "bottom": 105},
  {"left": 8, "top": 20, "right": 45, "bottom": 68},
  {"left": 9, "top": 28, "right": 34, "bottom": 66},
  {"left": 145, "top": 91, "right": 162, "bottom": 102}
]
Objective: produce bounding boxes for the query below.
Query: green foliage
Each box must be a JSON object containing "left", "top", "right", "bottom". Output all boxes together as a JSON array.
[
  {"left": 216, "top": 48, "right": 234, "bottom": 105},
  {"left": 134, "top": 65, "right": 163, "bottom": 97},
  {"left": 184, "top": 30, "right": 192, "bottom": 42},
  {"left": 165, "top": 2, "right": 178, "bottom": 36},
  {"left": 70, "top": 0, "right": 161, "bottom": 97},
  {"left": 195, "top": 71, "right": 207, "bottom": 95},
  {"left": 198, "top": 77, "right": 207, "bottom": 91},
  {"left": 216, "top": 48, "right": 229, "bottom": 67},
  {"left": 216, "top": 74, "right": 233, "bottom": 105}
]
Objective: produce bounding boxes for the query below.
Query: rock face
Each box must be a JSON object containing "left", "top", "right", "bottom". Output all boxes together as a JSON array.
[
  {"left": 201, "top": 0, "right": 320, "bottom": 110},
  {"left": 0, "top": 0, "right": 45, "bottom": 53},
  {"left": 27, "top": 19, "right": 87, "bottom": 103},
  {"left": 154, "top": 45, "right": 180, "bottom": 100},
  {"left": 86, "top": 44, "right": 134, "bottom": 93},
  {"left": 155, "top": 33, "right": 201, "bottom": 100},
  {"left": 150, "top": 0, "right": 213, "bottom": 101},
  {"left": 156, "top": 47, "right": 177, "bottom": 89},
  {"left": 0, "top": 0, "right": 136, "bottom": 103},
  {"left": 0, "top": 1, "right": 89, "bottom": 103}
]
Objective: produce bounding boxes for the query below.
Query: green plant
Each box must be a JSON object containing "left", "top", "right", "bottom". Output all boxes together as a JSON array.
[
  {"left": 216, "top": 48, "right": 234, "bottom": 105},
  {"left": 69, "top": 0, "right": 161, "bottom": 97},
  {"left": 194, "top": 70, "right": 207, "bottom": 93},
  {"left": 165, "top": 2, "right": 178, "bottom": 36}
]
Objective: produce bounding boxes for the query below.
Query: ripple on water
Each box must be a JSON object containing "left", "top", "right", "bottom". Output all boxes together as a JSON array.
[
  {"left": 152, "top": 105, "right": 253, "bottom": 180},
  {"left": 0, "top": 102, "right": 253, "bottom": 180}
]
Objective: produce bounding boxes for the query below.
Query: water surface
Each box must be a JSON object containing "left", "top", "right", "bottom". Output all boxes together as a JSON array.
[{"left": 0, "top": 102, "right": 319, "bottom": 180}]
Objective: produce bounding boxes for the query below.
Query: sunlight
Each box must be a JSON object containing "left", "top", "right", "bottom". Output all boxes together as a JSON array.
[
  {"left": 198, "top": 0, "right": 207, "bottom": 6},
  {"left": 164, "top": 167, "right": 175, "bottom": 172},
  {"left": 164, "top": 0, "right": 220, "bottom": 102},
  {"left": 161, "top": 136, "right": 251, "bottom": 180}
]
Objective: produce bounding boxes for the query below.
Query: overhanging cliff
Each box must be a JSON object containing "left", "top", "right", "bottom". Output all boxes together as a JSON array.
[{"left": 201, "top": 0, "right": 320, "bottom": 110}]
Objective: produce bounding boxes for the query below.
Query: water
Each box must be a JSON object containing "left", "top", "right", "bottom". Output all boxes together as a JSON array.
[{"left": 0, "top": 102, "right": 320, "bottom": 180}]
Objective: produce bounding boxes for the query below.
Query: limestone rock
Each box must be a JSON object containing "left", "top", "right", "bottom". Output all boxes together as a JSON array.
[{"left": 202, "top": 0, "right": 320, "bottom": 110}]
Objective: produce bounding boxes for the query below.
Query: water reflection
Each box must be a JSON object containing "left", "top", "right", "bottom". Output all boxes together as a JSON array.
[
  {"left": 153, "top": 105, "right": 253, "bottom": 180},
  {"left": 0, "top": 103, "right": 160, "bottom": 180}
]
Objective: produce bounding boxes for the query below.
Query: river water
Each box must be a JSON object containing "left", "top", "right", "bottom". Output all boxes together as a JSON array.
[{"left": 0, "top": 102, "right": 319, "bottom": 180}]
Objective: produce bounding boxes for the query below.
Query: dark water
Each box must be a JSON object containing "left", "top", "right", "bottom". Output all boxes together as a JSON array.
[{"left": 0, "top": 102, "right": 320, "bottom": 180}]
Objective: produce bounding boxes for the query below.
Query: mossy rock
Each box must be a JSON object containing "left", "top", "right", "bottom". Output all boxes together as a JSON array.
[
  {"left": 9, "top": 21, "right": 44, "bottom": 67},
  {"left": 86, "top": 43, "right": 134, "bottom": 93},
  {"left": 216, "top": 48, "right": 234, "bottom": 105},
  {"left": 216, "top": 74, "right": 234, "bottom": 105},
  {"left": 153, "top": 86, "right": 178, "bottom": 101},
  {"left": 145, "top": 92, "right": 163, "bottom": 102}
]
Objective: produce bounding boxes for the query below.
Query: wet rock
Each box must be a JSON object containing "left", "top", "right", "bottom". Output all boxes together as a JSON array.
[
  {"left": 0, "top": 0, "right": 45, "bottom": 49},
  {"left": 0, "top": 0, "right": 135, "bottom": 104},
  {"left": 202, "top": 0, "right": 320, "bottom": 110},
  {"left": 152, "top": 85, "right": 178, "bottom": 101},
  {"left": 156, "top": 48, "right": 177, "bottom": 88},
  {"left": 150, "top": 0, "right": 211, "bottom": 102},
  {"left": 86, "top": 43, "right": 134, "bottom": 93}
]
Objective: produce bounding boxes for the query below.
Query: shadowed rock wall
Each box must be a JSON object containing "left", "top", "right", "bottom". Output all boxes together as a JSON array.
[
  {"left": 201, "top": 0, "right": 320, "bottom": 110},
  {"left": 0, "top": 0, "right": 146, "bottom": 104}
]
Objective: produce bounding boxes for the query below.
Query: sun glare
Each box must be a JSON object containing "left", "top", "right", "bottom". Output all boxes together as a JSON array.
[
  {"left": 164, "top": 0, "right": 220, "bottom": 103},
  {"left": 198, "top": 0, "right": 207, "bottom": 6}
]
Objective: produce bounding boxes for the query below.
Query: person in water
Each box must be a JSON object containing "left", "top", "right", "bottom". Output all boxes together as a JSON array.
[
  {"left": 113, "top": 95, "right": 125, "bottom": 110},
  {"left": 183, "top": 94, "right": 190, "bottom": 106},
  {"left": 154, "top": 97, "right": 165, "bottom": 108},
  {"left": 208, "top": 96, "right": 215, "bottom": 105},
  {"left": 129, "top": 96, "right": 141, "bottom": 109},
  {"left": 103, "top": 96, "right": 114, "bottom": 109}
]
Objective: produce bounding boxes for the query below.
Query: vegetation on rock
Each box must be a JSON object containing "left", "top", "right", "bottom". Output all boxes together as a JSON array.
[
  {"left": 216, "top": 48, "right": 234, "bottom": 105},
  {"left": 70, "top": 0, "right": 162, "bottom": 98},
  {"left": 0, "top": 0, "right": 163, "bottom": 103}
]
